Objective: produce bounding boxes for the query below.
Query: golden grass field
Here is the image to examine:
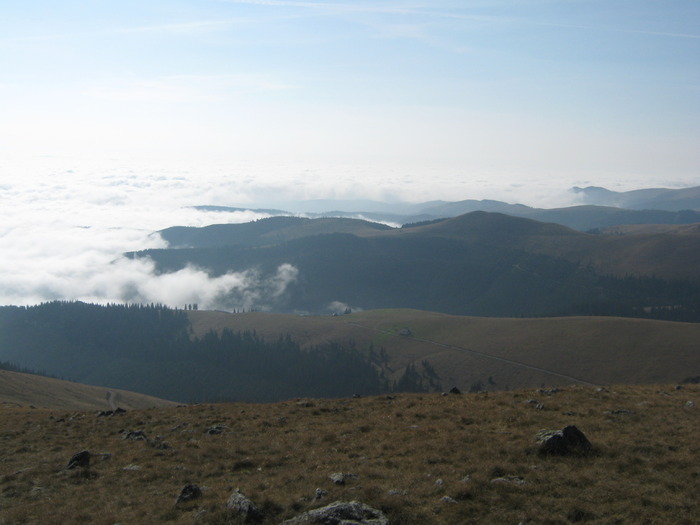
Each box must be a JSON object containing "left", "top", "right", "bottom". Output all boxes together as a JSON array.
[
  {"left": 187, "top": 309, "right": 700, "bottom": 391},
  {"left": 0, "top": 370, "right": 178, "bottom": 411},
  {"left": 1, "top": 383, "right": 698, "bottom": 524}
]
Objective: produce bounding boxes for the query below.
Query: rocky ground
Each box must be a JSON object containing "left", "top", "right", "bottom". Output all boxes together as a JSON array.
[{"left": 0, "top": 384, "right": 698, "bottom": 524}]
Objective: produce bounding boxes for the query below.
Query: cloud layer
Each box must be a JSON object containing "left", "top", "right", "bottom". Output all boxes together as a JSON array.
[{"left": 1, "top": 158, "right": 697, "bottom": 309}]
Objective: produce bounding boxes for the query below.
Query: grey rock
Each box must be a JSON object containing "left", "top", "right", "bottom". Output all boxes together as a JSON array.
[
  {"left": 206, "top": 424, "right": 227, "bottom": 435},
  {"left": 440, "top": 496, "right": 458, "bottom": 504},
  {"left": 314, "top": 488, "right": 329, "bottom": 500},
  {"left": 329, "top": 472, "right": 358, "bottom": 485},
  {"left": 176, "top": 483, "right": 202, "bottom": 504},
  {"left": 67, "top": 450, "right": 90, "bottom": 469},
  {"left": 226, "top": 488, "right": 259, "bottom": 519},
  {"left": 491, "top": 476, "right": 528, "bottom": 486},
  {"left": 280, "top": 500, "right": 389, "bottom": 525},
  {"left": 536, "top": 425, "right": 593, "bottom": 456},
  {"left": 122, "top": 430, "right": 148, "bottom": 441}
]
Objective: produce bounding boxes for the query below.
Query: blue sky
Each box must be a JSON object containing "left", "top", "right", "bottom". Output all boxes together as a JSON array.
[
  {"left": 0, "top": 0, "right": 699, "bottom": 307},
  {"left": 1, "top": 0, "right": 699, "bottom": 193}
]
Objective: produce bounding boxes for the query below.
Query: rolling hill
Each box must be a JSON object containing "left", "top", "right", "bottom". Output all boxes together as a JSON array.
[
  {"left": 572, "top": 185, "right": 700, "bottom": 210},
  {"left": 186, "top": 308, "right": 700, "bottom": 392},
  {"left": 0, "top": 369, "right": 177, "bottom": 410},
  {"left": 130, "top": 212, "right": 700, "bottom": 319},
  {"left": 2, "top": 302, "right": 699, "bottom": 404},
  {"left": 188, "top": 196, "right": 700, "bottom": 231}
]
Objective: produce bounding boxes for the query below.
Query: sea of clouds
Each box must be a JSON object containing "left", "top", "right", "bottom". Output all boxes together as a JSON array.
[{"left": 1, "top": 157, "right": 693, "bottom": 311}]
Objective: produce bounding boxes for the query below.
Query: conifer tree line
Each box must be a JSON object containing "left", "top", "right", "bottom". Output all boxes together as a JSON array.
[{"left": 0, "top": 301, "right": 428, "bottom": 403}]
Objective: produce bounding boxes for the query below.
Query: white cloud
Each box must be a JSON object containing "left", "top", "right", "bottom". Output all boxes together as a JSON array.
[{"left": 0, "top": 157, "right": 697, "bottom": 310}]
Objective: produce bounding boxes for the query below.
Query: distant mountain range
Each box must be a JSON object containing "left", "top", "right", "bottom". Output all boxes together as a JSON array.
[
  {"left": 130, "top": 210, "right": 700, "bottom": 318},
  {"left": 193, "top": 185, "right": 700, "bottom": 231},
  {"left": 571, "top": 185, "right": 700, "bottom": 211}
]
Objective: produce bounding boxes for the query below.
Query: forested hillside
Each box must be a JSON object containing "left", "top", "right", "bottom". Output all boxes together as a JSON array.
[
  {"left": 0, "top": 302, "right": 387, "bottom": 403},
  {"left": 129, "top": 213, "right": 700, "bottom": 320}
]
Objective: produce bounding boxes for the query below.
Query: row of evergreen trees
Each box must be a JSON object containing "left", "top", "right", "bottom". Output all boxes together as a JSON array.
[{"left": 0, "top": 301, "right": 420, "bottom": 403}]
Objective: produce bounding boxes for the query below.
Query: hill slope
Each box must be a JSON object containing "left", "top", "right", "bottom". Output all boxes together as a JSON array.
[
  {"left": 188, "top": 309, "right": 700, "bottom": 392},
  {"left": 131, "top": 212, "right": 700, "bottom": 318},
  {"left": 1, "top": 385, "right": 697, "bottom": 524},
  {"left": 0, "top": 369, "right": 177, "bottom": 410}
]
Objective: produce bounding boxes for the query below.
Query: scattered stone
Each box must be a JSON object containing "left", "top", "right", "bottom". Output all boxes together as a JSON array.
[
  {"left": 206, "top": 424, "right": 227, "bottom": 435},
  {"left": 122, "top": 464, "right": 141, "bottom": 471},
  {"left": 280, "top": 500, "right": 389, "bottom": 525},
  {"left": 440, "top": 496, "right": 458, "bottom": 504},
  {"left": 314, "top": 488, "right": 328, "bottom": 500},
  {"left": 176, "top": 484, "right": 202, "bottom": 504},
  {"left": 387, "top": 489, "right": 407, "bottom": 496},
  {"left": 449, "top": 386, "right": 462, "bottom": 395},
  {"left": 329, "top": 472, "right": 358, "bottom": 485},
  {"left": 96, "top": 407, "right": 126, "bottom": 417},
  {"left": 122, "top": 430, "right": 148, "bottom": 441},
  {"left": 537, "top": 388, "right": 562, "bottom": 396},
  {"left": 67, "top": 450, "right": 90, "bottom": 469},
  {"left": 297, "top": 400, "right": 315, "bottom": 408},
  {"left": 150, "top": 436, "right": 172, "bottom": 450},
  {"left": 226, "top": 488, "right": 259, "bottom": 520},
  {"left": 686, "top": 401, "right": 695, "bottom": 408},
  {"left": 460, "top": 475, "right": 471, "bottom": 483},
  {"left": 491, "top": 476, "right": 528, "bottom": 486},
  {"left": 536, "top": 425, "right": 593, "bottom": 456},
  {"left": 435, "top": 478, "right": 444, "bottom": 486}
]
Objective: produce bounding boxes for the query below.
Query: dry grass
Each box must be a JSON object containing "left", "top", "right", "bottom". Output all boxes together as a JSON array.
[
  {"left": 0, "top": 370, "right": 178, "bottom": 411},
  {"left": 187, "top": 309, "right": 700, "bottom": 391},
  {"left": 1, "top": 384, "right": 698, "bottom": 524}
]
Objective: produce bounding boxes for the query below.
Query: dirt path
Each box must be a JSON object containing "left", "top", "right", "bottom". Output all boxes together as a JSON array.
[{"left": 106, "top": 390, "right": 117, "bottom": 410}]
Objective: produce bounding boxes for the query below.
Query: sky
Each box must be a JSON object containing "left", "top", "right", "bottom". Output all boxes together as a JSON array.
[{"left": 0, "top": 0, "right": 699, "bottom": 308}]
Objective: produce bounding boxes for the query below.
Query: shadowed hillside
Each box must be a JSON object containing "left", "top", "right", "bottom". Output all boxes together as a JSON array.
[
  {"left": 130, "top": 212, "right": 700, "bottom": 319},
  {"left": 3, "top": 303, "right": 700, "bottom": 405}
]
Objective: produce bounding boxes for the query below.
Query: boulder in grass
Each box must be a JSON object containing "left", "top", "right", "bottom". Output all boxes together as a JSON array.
[
  {"left": 280, "top": 500, "right": 389, "bottom": 525},
  {"left": 176, "top": 484, "right": 202, "bottom": 504},
  {"left": 536, "top": 425, "right": 593, "bottom": 456},
  {"left": 67, "top": 450, "right": 90, "bottom": 469},
  {"left": 226, "top": 488, "right": 259, "bottom": 520}
]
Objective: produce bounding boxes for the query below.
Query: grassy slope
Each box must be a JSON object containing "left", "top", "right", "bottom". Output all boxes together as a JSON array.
[
  {"left": 0, "top": 370, "right": 178, "bottom": 410},
  {"left": 188, "top": 309, "right": 700, "bottom": 390},
  {"left": 0, "top": 385, "right": 697, "bottom": 524}
]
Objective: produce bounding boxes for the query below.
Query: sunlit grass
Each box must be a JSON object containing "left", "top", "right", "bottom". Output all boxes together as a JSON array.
[{"left": 1, "top": 384, "right": 698, "bottom": 523}]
